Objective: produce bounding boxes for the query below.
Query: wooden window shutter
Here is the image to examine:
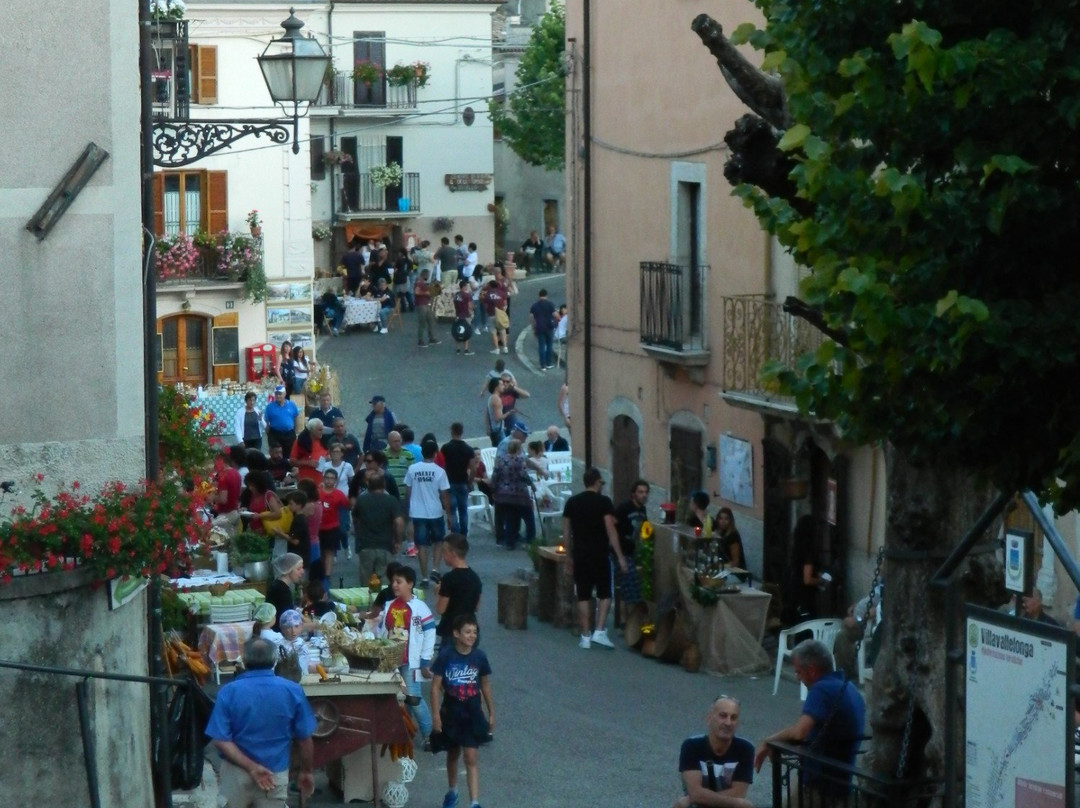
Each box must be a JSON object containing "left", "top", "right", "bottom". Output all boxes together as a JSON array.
[
  {"left": 152, "top": 173, "right": 165, "bottom": 237},
  {"left": 195, "top": 45, "right": 218, "bottom": 104},
  {"left": 205, "top": 171, "right": 228, "bottom": 233}
]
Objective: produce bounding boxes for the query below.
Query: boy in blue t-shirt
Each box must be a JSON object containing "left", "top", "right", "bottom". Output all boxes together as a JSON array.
[{"left": 430, "top": 613, "right": 494, "bottom": 808}]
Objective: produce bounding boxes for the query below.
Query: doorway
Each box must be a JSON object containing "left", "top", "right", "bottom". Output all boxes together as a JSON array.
[
  {"left": 159, "top": 314, "right": 208, "bottom": 386},
  {"left": 669, "top": 425, "right": 702, "bottom": 521},
  {"left": 610, "top": 415, "right": 640, "bottom": 504}
]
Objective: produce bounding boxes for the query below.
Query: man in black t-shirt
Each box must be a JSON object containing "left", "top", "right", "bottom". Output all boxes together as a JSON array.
[
  {"left": 433, "top": 237, "right": 459, "bottom": 280},
  {"left": 342, "top": 240, "right": 365, "bottom": 295},
  {"left": 562, "top": 467, "right": 628, "bottom": 650},
  {"left": 441, "top": 422, "right": 478, "bottom": 536},
  {"left": 434, "top": 533, "right": 482, "bottom": 642},
  {"left": 613, "top": 479, "right": 650, "bottom": 617},
  {"left": 676, "top": 696, "right": 754, "bottom": 808}
]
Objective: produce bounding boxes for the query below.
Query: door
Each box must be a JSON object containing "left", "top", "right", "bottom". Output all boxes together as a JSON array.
[
  {"left": 353, "top": 31, "right": 386, "bottom": 106},
  {"left": 669, "top": 425, "right": 702, "bottom": 522},
  {"left": 159, "top": 314, "right": 208, "bottom": 386},
  {"left": 610, "top": 415, "right": 640, "bottom": 506}
]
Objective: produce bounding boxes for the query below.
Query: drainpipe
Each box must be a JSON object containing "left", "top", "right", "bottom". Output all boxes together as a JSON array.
[
  {"left": 329, "top": 1, "right": 337, "bottom": 227},
  {"left": 582, "top": 0, "right": 593, "bottom": 469},
  {"left": 139, "top": 1, "right": 168, "bottom": 805}
]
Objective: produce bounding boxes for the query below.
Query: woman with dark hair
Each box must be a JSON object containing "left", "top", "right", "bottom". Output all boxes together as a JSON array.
[
  {"left": 244, "top": 470, "right": 282, "bottom": 534},
  {"left": 715, "top": 507, "right": 745, "bottom": 569},
  {"left": 686, "top": 490, "right": 713, "bottom": 535},
  {"left": 490, "top": 439, "right": 535, "bottom": 550},
  {"left": 278, "top": 341, "right": 295, "bottom": 395},
  {"left": 292, "top": 346, "right": 312, "bottom": 394}
]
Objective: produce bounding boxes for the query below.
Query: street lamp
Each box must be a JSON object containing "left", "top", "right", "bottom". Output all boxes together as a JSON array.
[
  {"left": 151, "top": 8, "right": 329, "bottom": 167},
  {"left": 257, "top": 8, "right": 331, "bottom": 155}
]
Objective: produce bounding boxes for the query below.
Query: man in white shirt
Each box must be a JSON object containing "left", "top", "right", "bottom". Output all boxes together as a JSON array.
[{"left": 403, "top": 440, "right": 451, "bottom": 586}]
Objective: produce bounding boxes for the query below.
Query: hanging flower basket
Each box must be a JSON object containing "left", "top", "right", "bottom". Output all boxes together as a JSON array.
[
  {"left": 370, "top": 161, "right": 403, "bottom": 189},
  {"left": 352, "top": 60, "right": 382, "bottom": 86}
]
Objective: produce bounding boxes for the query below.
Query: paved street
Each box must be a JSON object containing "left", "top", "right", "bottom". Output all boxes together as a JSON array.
[
  {"left": 316, "top": 272, "right": 570, "bottom": 448},
  {"left": 298, "top": 271, "right": 804, "bottom": 807}
]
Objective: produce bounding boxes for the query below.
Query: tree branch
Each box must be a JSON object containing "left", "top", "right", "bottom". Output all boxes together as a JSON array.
[
  {"left": 690, "top": 14, "right": 790, "bottom": 131},
  {"left": 782, "top": 296, "right": 850, "bottom": 347}
]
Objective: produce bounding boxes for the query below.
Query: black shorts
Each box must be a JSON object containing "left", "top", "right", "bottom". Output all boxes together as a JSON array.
[
  {"left": 319, "top": 526, "right": 345, "bottom": 554},
  {"left": 439, "top": 695, "right": 491, "bottom": 749},
  {"left": 573, "top": 554, "right": 612, "bottom": 601}
]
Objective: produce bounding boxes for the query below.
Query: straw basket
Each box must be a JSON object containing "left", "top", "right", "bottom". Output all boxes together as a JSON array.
[{"left": 323, "top": 625, "right": 405, "bottom": 673}]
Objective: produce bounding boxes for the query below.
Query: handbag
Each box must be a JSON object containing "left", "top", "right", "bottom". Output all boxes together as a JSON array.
[{"left": 494, "top": 307, "right": 510, "bottom": 330}]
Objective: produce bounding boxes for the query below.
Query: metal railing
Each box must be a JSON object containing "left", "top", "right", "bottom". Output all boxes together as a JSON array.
[
  {"left": 721, "top": 294, "right": 830, "bottom": 396},
  {"left": 335, "top": 171, "right": 421, "bottom": 215},
  {"left": 316, "top": 72, "right": 418, "bottom": 110},
  {"left": 156, "top": 241, "right": 259, "bottom": 283},
  {"left": 639, "top": 261, "right": 708, "bottom": 352},
  {"left": 766, "top": 741, "right": 943, "bottom": 808}
]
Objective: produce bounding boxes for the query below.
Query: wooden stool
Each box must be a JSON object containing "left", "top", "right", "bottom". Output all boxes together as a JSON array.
[{"left": 497, "top": 579, "right": 529, "bottom": 629}]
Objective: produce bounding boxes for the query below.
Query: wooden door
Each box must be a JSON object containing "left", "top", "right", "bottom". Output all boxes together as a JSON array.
[
  {"left": 159, "top": 314, "right": 208, "bottom": 386},
  {"left": 669, "top": 425, "right": 702, "bottom": 522},
  {"left": 610, "top": 415, "right": 640, "bottom": 505}
]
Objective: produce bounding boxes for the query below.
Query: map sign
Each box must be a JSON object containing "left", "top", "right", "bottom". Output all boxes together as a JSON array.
[{"left": 965, "top": 606, "right": 1073, "bottom": 808}]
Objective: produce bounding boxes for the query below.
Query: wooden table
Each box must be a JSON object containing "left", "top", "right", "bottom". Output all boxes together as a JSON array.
[
  {"left": 301, "top": 672, "right": 410, "bottom": 803},
  {"left": 536, "top": 546, "right": 575, "bottom": 628}
]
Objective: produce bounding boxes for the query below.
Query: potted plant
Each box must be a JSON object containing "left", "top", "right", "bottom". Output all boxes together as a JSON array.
[
  {"left": 228, "top": 531, "right": 272, "bottom": 582},
  {"left": 432, "top": 215, "right": 455, "bottom": 233},
  {"left": 154, "top": 232, "right": 199, "bottom": 281},
  {"left": 386, "top": 63, "right": 416, "bottom": 87},
  {"left": 412, "top": 60, "right": 432, "bottom": 88},
  {"left": 352, "top": 60, "right": 382, "bottom": 87},
  {"left": 370, "top": 161, "right": 403, "bottom": 189},
  {"left": 216, "top": 230, "right": 268, "bottom": 302},
  {"left": 322, "top": 149, "right": 353, "bottom": 167},
  {"left": 149, "top": 0, "right": 185, "bottom": 21},
  {"left": 312, "top": 223, "right": 332, "bottom": 241},
  {"left": 246, "top": 209, "right": 261, "bottom": 237}
]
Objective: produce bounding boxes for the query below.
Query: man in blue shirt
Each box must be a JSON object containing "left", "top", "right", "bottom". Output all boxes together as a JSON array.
[
  {"left": 544, "top": 226, "right": 566, "bottom": 270},
  {"left": 754, "top": 639, "right": 866, "bottom": 800},
  {"left": 263, "top": 386, "right": 299, "bottom": 459},
  {"left": 529, "top": 288, "right": 558, "bottom": 370},
  {"left": 207, "top": 636, "right": 317, "bottom": 805}
]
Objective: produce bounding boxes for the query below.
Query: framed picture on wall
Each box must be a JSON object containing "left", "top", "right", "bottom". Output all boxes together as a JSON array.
[{"left": 266, "top": 306, "right": 313, "bottom": 328}]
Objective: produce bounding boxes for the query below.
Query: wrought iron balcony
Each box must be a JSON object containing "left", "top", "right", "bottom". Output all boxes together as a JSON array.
[
  {"left": 721, "top": 294, "right": 829, "bottom": 399},
  {"left": 314, "top": 72, "right": 418, "bottom": 112},
  {"left": 336, "top": 172, "right": 421, "bottom": 217},
  {"left": 639, "top": 261, "right": 709, "bottom": 365}
]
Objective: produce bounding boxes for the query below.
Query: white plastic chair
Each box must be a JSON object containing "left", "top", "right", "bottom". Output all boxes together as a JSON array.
[
  {"left": 857, "top": 607, "right": 882, "bottom": 685},
  {"left": 208, "top": 602, "right": 254, "bottom": 624},
  {"left": 467, "top": 490, "right": 493, "bottom": 527},
  {"left": 772, "top": 618, "right": 842, "bottom": 695}
]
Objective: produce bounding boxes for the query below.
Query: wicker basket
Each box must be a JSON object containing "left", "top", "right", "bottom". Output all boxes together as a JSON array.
[{"left": 324, "top": 625, "right": 405, "bottom": 673}]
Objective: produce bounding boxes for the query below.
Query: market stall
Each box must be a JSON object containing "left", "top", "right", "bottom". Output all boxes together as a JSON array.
[
  {"left": 343, "top": 297, "right": 381, "bottom": 329},
  {"left": 650, "top": 523, "right": 772, "bottom": 675}
]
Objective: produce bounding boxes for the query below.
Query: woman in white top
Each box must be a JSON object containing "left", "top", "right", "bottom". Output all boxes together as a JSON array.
[{"left": 292, "top": 346, "right": 313, "bottom": 393}]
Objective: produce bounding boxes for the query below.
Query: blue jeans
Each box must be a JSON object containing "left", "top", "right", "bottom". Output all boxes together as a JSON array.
[
  {"left": 378, "top": 305, "right": 394, "bottom": 329},
  {"left": 500, "top": 502, "right": 535, "bottom": 550},
  {"left": 472, "top": 302, "right": 487, "bottom": 332},
  {"left": 536, "top": 329, "right": 554, "bottom": 367},
  {"left": 448, "top": 483, "right": 471, "bottom": 535},
  {"left": 399, "top": 664, "right": 432, "bottom": 737},
  {"left": 413, "top": 516, "right": 446, "bottom": 547}
]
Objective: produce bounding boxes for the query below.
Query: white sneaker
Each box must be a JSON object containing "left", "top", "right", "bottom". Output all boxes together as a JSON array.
[
  {"left": 379, "top": 328, "right": 388, "bottom": 334},
  {"left": 489, "top": 348, "right": 501, "bottom": 354},
  {"left": 500, "top": 347, "right": 508, "bottom": 354},
  {"left": 591, "top": 629, "right": 615, "bottom": 649},
  {"left": 578, "top": 635, "right": 591, "bottom": 650}
]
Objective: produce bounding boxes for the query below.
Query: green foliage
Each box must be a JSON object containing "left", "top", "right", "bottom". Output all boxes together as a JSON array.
[
  {"left": 489, "top": 3, "right": 565, "bottom": 170},
  {"left": 735, "top": 2, "right": 1080, "bottom": 510}
]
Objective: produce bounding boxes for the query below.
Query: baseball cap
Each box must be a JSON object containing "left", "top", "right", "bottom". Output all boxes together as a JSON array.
[
  {"left": 370, "top": 395, "right": 386, "bottom": 404},
  {"left": 507, "top": 419, "right": 528, "bottom": 435},
  {"left": 274, "top": 385, "right": 286, "bottom": 394}
]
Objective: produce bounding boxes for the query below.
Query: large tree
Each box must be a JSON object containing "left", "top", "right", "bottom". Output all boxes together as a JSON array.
[
  {"left": 490, "top": 2, "right": 566, "bottom": 170},
  {"left": 694, "top": 0, "right": 1080, "bottom": 788}
]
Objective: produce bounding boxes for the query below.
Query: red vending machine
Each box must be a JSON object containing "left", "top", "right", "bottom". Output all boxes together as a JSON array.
[{"left": 246, "top": 343, "right": 276, "bottom": 381}]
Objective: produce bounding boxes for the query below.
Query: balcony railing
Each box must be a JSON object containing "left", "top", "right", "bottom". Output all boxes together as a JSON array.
[
  {"left": 335, "top": 172, "right": 421, "bottom": 216},
  {"left": 721, "top": 294, "right": 830, "bottom": 396},
  {"left": 765, "top": 741, "right": 943, "bottom": 808},
  {"left": 156, "top": 241, "right": 259, "bottom": 284},
  {"left": 314, "top": 72, "right": 418, "bottom": 111},
  {"left": 639, "top": 261, "right": 709, "bottom": 354}
]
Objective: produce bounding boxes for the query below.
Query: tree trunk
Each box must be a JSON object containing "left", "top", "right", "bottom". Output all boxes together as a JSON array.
[{"left": 867, "top": 444, "right": 1003, "bottom": 786}]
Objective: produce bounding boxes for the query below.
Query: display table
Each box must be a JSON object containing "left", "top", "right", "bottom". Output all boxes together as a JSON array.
[
  {"left": 674, "top": 567, "right": 772, "bottom": 675},
  {"left": 198, "top": 393, "right": 247, "bottom": 437},
  {"left": 176, "top": 587, "right": 264, "bottom": 617},
  {"left": 301, "top": 672, "right": 411, "bottom": 802},
  {"left": 342, "top": 297, "right": 381, "bottom": 328},
  {"left": 536, "top": 546, "right": 575, "bottom": 628},
  {"left": 198, "top": 620, "right": 255, "bottom": 666}
]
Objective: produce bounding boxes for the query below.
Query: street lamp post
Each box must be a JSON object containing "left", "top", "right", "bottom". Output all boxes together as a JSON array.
[{"left": 151, "top": 7, "right": 329, "bottom": 167}]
